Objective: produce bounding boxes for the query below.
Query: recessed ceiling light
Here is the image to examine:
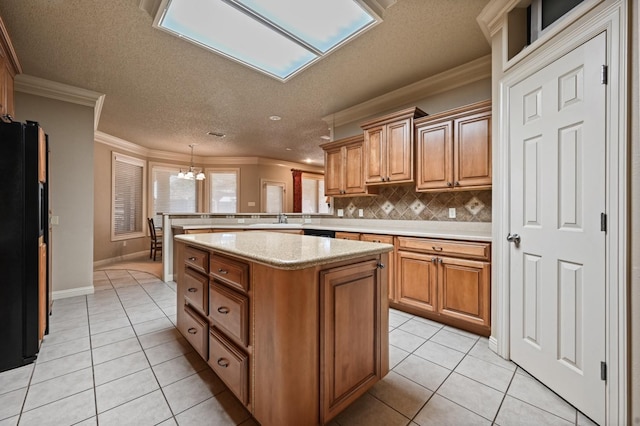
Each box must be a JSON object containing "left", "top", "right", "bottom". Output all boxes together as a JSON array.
[
  {"left": 285, "top": 147, "right": 292, "bottom": 151},
  {"left": 305, "top": 158, "right": 312, "bottom": 163},
  {"left": 269, "top": 115, "right": 282, "bottom": 121},
  {"left": 320, "top": 135, "right": 331, "bottom": 141},
  {"left": 207, "top": 131, "right": 226, "bottom": 138}
]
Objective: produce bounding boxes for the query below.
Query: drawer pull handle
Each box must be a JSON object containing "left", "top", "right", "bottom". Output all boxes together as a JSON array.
[
  {"left": 217, "top": 306, "right": 230, "bottom": 314},
  {"left": 188, "top": 257, "right": 197, "bottom": 261},
  {"left": 187, "top": 327, "right": 197, "bottom": 335},
  {"left": 187, "top": 287, "right": 197, "bottom": 293},
  {"left": 217, "top": 268, "right": 229, "bottom": 275},
  {"left": 432, "top": 246, "right": 443, "bottom": 251},
  {"left": 217, "top": 358, "right": 230, "bottom": 368}
]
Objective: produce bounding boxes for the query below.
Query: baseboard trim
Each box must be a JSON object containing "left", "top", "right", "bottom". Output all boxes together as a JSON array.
[
  {"left": 489, "top": 335, "right": 499, "bottom": 355},
  {"left": 93, "top": 250, "right": 149, "bottom": 268},
  {"left": 52, "top": 286, "right": 95, "bottom": 300}
]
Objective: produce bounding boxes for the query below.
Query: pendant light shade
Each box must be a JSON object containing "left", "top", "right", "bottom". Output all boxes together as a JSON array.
[{"left": 178, "top": 144, "right": 205, "bottom": 180}]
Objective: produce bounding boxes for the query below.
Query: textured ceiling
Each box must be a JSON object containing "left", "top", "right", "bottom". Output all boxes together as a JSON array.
[{"left": 0, "top": 0, "right": 490, "bottom": 164}]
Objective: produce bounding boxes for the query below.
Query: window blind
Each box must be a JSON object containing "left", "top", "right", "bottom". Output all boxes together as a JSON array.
[
  {"left": 112, "top": 154, "right": 145, "bottom": 238},
  {"left": 152, "top": 167, "right": 196, "bottom": 222},
  {"left": 209, "top": 170, "right": 238, "bottom": 213}
]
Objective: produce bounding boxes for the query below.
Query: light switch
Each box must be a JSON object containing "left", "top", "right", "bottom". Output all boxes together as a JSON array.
[
  {"left": 337, "top": 209, "right": 344, "bottom": 217},
  {"left": 248, "top": 201, "right": 256, "bottom": 207},
  {"left": 358, "top": 209, "right": 364, "bottom": 217},
  {"left": 449, "top": 208, "right": 456, "bottom": 218},
  {"left": 238, "top": 218, "right": 245, "bottom": 223},
  {"left": 50, "top": 216, "right": 59, "bottom": 225}
]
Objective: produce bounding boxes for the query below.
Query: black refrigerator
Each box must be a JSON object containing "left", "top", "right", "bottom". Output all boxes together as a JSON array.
[{"left": 0, "top": 120, "right": 50, "bottom": 372}]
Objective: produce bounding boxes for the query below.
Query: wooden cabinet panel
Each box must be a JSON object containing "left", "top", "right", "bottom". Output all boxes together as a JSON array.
[
  {"left": 209, "top": 328, "right": 249, "bottom": 405},
  {"left": 396, "top": 251, "right": 438, "bottom": 313},
  {"left": 184, "top": 246, "right": 209, "bottom": 273},
  {"left": 454, "top": 112, "right": 492, "bottom": 187},
  {"left": 38, "top": 239, "right": 47, "bottom": 341},
  {"left": 321, "top": 135, "right": 375, "bottom": 196},
  {"left": 415, "top": 100, "right": 491, "bottom": 192},
  {"left": 360, "top": 234, "right": 395, "bottom": 302},
  {"left": 362, "top": 107, "right": 426, "bottom": 185},
  {"left": 182, "top": 306, "right": 209, "bottom": 360},
  {"left": 38, "top": 128, "right": 46, "bottom": 183},
  {"left": 208, "top": 282, "right": 249, "bottom": 346},
  {"left": 321, "top": 260, "right": 382, "bottom": 422},
  {"left": 416, "top": 120, "right": 453, "bottom": 190},
  {"left": 397, "top": 236, "right": 490, "bottom": 261},
  {"left": 210, "top": 254, "right": 249, "bottom": 292},
  {"left": 438, "top": 257, "right": 490, "bottom": 328},
  {"left": 335, "top": 231, "right": 361, "bottom": 241},
  {"left": 0, "top": 16, "right": 20, "bottom": 120},
  {"left": 183, "top": 267, "right": 208, "bottom": 316},
  {"left": 184, "top": 229, "right": 213, "bottom": 234}
]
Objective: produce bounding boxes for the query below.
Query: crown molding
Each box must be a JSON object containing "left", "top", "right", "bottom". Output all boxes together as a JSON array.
[
  {"left": 15, "top": 74, "right": 106, "bottom": 130},
  {"left": 322, "top": 54, "right": 491, "bottom": 128},
  {"left": 95, "top": 131, "right": 322, "bottom": 171},
  {"left": 476, "top": 0, "right": 520, "bottom": 41}
]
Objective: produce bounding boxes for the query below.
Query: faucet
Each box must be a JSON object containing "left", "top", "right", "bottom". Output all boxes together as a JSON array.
[{"left": 277, "top": 213, "right": 288, "bottom": 224}]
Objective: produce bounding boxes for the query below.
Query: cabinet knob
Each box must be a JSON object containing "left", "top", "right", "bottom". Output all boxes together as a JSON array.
[
  {"left": 217, "top": 358, "right": 230, "bottom": 368},
  {"left": 187, "top": 327, "right": 197, "bottom": 335},
  {"left": 438, "top": 258, "right": 443, "bottom": 264},
  {"left": 431, "top": 257, "right": 437, "bottom": 263},
  {"left": 217, "top": 306, "right": 230, "bottom": 314},
  {"left": 188, "top": 257, "right": 197, "bottom": 261},
  {"left": 455, "top": 181, "right": 460, "bottom": 186},
  {"left": 447, "top": 182, "right": 452, "bottom": 187},
  {"left": 217, "top": 268, "right": 228, "bottom": 275},
  {"left": 380, "top": 177, "right": 385, "bottom": 182},
  {"left": 187, "top": 287, "right": 197, "bottom": 293},
  {"left": 386, "top": 177, "right": 391, "bottom": 182},
  {"left": 377, "top": 263, "right": 385, "bottom": 269}
]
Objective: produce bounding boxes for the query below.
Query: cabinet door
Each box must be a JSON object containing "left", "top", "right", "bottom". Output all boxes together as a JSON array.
[
  {"left": 415, "top": 120, "right": 452, "bottom": 191},
  {"left": 38, "top": 240, "right": 47, "bottom": 341},
  {"left": 364, "top": 125, "right": 386, "bottom": 184},
  {"left": 360, "top": 234, "right": 395, "bottom": 302},
  {"left": 343, "top": 143, "right": 366, "bottom": 194},
  {"left": 386, "top": 118, "right": 413, "bottom": 183},
  {"left": 454, "top": 111, "right": 491, "bottom": 188},
  {"left": 438, "top": 257, "right": 490, "bottom": 328},
  {"left": 396, "top": 250, "right": 437, "bottom": 313},
  {"left": 324, "top": 146, "right": 344, "bottom": 196},
  {"left": 321, "top": 260, "right": 382, "bottom": 422}
]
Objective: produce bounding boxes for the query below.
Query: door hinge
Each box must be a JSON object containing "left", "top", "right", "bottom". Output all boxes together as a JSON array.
[
  {"left": 601, "top": 65, "right": 608, "bottom": 84},
  {"left": 600, "top": 361, "right": 607, "bottom": 381},
  {"left": 600, "top": 213, "right": 607, "bottom": 232}
]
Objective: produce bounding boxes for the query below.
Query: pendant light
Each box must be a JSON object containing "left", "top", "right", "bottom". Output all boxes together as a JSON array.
[{"left": 178, "top": 144, "right": 205, "bottom": 180}]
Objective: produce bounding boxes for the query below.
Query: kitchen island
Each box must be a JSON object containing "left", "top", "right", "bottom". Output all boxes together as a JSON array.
[{"left": 174, "top": 231, "right": 392, "bottom": 425}]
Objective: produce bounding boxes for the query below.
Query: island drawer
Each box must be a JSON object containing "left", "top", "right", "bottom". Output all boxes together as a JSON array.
[
  {"left": 360, "top": 233, "right": 394, "bottom": 244},
  {"left": 209, "top": 328, "right": 249, "bottom": 406},
  {"left": 209, "top": 282, "right": 249, "bottom": 346},
  {"left": 185, "top": 246, "right": 209, "bottom": 273},
  {"left": 396, "top": 237, "right": 490, "bottom": 260},
  {"left": 182, "top": 306, "right": 209, "bottom": 361},
  {"left": 183, "top": 267, "right": 208, "bottom": 316},
  {"left": 210, "top": 254, "right": 249, "bottom": 292}
]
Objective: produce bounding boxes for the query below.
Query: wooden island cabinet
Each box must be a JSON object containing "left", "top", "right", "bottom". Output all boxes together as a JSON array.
[{"left": 175, "top": 232, "right": 391, "bottom": 425}]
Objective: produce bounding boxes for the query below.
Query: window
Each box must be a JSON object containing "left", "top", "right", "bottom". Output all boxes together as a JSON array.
[
  {"left": 302, "top": 175, "right": 329, "bottom": 214},
  {"left": 207, "top": 169, "right": 239, "bottom": 213},
  {"left": 151, "top": 166, "right": 197, "bottom": 223},
  {"left": 112, "top": 153, "right": 146, "bottom": 240},
  {"left": 262, "top": 180, "right": 285, "bottom": 213}
]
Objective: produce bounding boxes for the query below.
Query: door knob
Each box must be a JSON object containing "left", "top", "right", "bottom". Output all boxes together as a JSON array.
[{"left": 506, "top": 233, "right": 521, "bottom": 244}]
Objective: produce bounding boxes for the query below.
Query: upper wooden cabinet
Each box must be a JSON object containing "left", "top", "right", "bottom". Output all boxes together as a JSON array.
[
  {"left": 0, "top": 15, "right": 21, "bottom": 120},
  {"left": 415, "top": 100, "right": 491, "bottom": 192},
  {"left": 321, "top": 135, "right": 377, "bottom": 197},
  {"left": 361, "top": 107, "right": 427, "bottom": 185}
]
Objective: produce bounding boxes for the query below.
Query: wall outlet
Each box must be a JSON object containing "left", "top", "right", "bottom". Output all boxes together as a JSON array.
[
  {"left": 237, "top": 218, "right": 245, "bottom": 223},
  {"left": 50, "top": 216, "right": 59, "bottom": 225},
  {"left": 337, "top": 209, "right": 344, "bottom": 217},
  {"left": 449, "top": 208, "right": 456, "bottom": 219},
  {"left": 358, "top": 209, "right": 364, "bottom": 217},
  {"left": 248, "top": 201, "right": 256, "bottom": 207}
]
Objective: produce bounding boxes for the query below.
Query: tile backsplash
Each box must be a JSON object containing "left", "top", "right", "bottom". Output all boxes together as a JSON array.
[{"left": 333, "top": 185, "right": 491, "bottom": 222}]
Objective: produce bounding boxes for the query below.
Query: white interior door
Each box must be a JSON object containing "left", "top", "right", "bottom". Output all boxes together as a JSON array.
[{"left": 508, "top": 32, "right": 606, "bottom": 424}]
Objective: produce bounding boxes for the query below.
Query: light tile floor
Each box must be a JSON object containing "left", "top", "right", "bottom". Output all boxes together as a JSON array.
[{"left": 0, "top": 270, "right": 598, "bottom": 426}]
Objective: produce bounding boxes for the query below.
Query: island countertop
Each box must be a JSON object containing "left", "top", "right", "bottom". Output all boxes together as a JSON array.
[{"left": 174, "top": 231, "right": 393, "bottom": 270}]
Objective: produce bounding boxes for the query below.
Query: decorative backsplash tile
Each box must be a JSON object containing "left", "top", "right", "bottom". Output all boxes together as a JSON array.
[{"left": 333, "top": 185, "right": 492, "bottom": 222}]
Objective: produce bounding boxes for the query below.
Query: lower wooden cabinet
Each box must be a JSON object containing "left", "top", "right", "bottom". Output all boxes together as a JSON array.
[
  {"left": 394, "top": 236, "right": 491, "bottom": 336},
  {"left": 335, "top": 231, "right": 361, "bottom": 240}
]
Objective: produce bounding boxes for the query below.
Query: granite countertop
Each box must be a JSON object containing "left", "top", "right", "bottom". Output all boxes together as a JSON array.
[
  {"left": 171, "top": 220, "right": 492, "bottom": 242},
  {"left": 174, "top": 231, "right": 393, "bottom": 270}
]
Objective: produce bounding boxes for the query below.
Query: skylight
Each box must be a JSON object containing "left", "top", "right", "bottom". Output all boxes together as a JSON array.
[{"left": 154, "top": 0, "right": 379, "bottom": 81}]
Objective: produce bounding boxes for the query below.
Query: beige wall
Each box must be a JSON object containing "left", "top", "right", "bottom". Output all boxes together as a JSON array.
[{"left": 15, "top": 93, "right": 95, "bottom": 294}]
